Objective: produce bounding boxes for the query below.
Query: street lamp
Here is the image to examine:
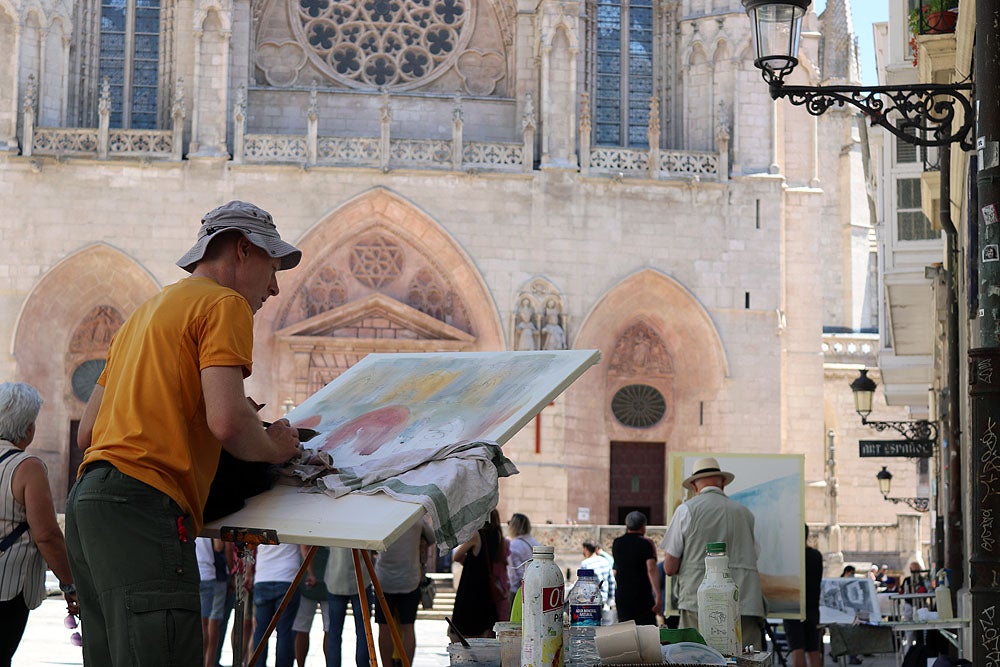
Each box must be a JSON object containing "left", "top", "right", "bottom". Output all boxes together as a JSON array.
[
  {"left": 849, "top": 369, "right": 939, "bottom": 444},
  {"left": 875, "top": 466, "right": 930, "bottom": 512},
  {"left": 740, "top": 0, "right": 974, "bottom": 150}
]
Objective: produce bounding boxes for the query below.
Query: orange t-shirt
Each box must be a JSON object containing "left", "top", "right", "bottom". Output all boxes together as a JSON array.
[{"left": 79, "top": 277, "right": 254, "bottom": 533}]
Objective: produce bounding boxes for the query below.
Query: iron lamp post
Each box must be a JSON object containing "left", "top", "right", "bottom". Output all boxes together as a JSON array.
[
  {"left": 876, "top": 466, "right": 930, "bottom": 513},
  {"left": 849, "top": 369, "right": 939, "bottom": 443},
  {"left": 740, "top": 0, "right": 974, "bottom": 150}
]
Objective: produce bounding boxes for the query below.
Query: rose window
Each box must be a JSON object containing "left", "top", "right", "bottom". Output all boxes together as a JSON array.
[{"left": 290, "top": 0, "right": 474, "bottom": 90}]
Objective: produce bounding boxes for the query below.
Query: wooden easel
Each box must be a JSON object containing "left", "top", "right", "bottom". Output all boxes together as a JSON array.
[{"left": 222, "top": 526, "right": 410, "bottom": 667}]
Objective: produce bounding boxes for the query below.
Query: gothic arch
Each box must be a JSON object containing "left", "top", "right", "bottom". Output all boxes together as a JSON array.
[
  {"left": 573, "top": 268, "right": 729, "bottom": 442},
  {"left": 12, "top": 244, "right": 159, "bottom": 506},
  {"left": 250, "top": 187, "right": 503, "bottom": 406}
]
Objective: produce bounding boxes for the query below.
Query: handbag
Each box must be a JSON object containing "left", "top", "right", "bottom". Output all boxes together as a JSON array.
[{"left": 419, "top": 575, "right": 436, "bottom": 609}]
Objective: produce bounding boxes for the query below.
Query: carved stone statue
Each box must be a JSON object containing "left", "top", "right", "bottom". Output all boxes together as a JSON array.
[
  {"left": 515, "top": 298, "right": 538, "bottom": 350},
  {"left": 541, "top": 300, "right": 566, "bottom": 350}
]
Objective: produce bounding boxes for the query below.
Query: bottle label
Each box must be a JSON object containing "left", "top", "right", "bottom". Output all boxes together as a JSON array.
[
  {"left": 542, "top": 586, "right": 564, "bottom": 613},
  {"left": 570, "top": 604, "right": 602, "bottom": 626}
]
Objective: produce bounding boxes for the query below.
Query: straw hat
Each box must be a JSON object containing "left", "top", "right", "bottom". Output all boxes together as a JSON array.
[{"left": 682, "top": 456, "right": 735, "bottom": 491}]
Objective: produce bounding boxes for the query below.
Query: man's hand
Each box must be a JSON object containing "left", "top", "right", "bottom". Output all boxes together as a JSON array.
[{"left": 264, "top": 418, "right": 300, "bottom": 464}]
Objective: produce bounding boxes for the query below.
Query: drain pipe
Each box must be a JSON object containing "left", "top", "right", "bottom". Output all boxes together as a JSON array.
[{"left": 938, "top": 144, "right": 963, "bottom": 591}]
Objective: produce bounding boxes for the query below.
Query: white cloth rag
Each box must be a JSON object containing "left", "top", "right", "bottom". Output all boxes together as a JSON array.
[{"left": 316, "top": 440, "right": 518, "bottom": 550}]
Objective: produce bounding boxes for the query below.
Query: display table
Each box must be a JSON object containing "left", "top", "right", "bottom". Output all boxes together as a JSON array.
[{"left": 885, "top": 618, "right": 970, "bottom": 667}]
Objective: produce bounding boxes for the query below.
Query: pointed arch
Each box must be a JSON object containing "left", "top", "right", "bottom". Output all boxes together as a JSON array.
[
  {"left": 12, "top": 244, "right": 159, "bottom": 506},
  {"left": 251, "top": 187, "right": 504, "bottom": 406},
  {"left": 575, "top": 267, "right": 729, "bottom": 394}
]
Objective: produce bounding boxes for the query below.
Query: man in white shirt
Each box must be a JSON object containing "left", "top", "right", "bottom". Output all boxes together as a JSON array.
[{"left": 580, "top": 541, "right": 615, "bottom": 607}]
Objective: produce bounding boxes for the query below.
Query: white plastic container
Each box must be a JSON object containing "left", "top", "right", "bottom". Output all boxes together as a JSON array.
[
  {"left": 521, "top": 545, "right": 565, "bottom": 667},
  {"left": 447, "top": 638, "right": 501, "bottom": 666},
  {"left": 493, "top": 621, "right": 522, "bottom": 667},
  {"left": 696, "top": 541, "right": 741, "bottom": 657}
]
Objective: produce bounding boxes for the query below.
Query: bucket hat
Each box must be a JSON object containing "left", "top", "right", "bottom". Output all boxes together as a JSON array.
[
  {"left": 176, "top": 200, "right": 302, "bottom": 272},
  {"left": 682, "top": 456, "right": 735, "bottom": 491}
]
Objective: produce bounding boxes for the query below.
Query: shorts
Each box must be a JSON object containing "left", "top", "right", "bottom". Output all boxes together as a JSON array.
[
  {"left": 292, "top": 596, "right": 330, "bottom": 633},
  {"left": 199, "top": 580, "right": 228, "bottom": 621},
  {"left": 784, "top": 619, "right": 820, "bottom": 652},
  {"left": 373, "top": 588, "right": 420, "bottom": 625}
]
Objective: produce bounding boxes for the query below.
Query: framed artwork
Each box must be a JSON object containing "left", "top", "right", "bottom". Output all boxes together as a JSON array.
[
  {"left": 819, "top": 577, "right": 882, "bottom": 625},
  {"left": 666, "top": 452, "right": 806, "bottom": 619}
]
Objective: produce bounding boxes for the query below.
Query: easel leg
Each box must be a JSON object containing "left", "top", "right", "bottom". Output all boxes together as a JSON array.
[
  {"left": 362, "top": 549, "right": 412, "bottom": 667},
  {"left": 233, "top": 542, "right": 251, "bottom": 667},
  {"left": 247, "top": 546, "right": 318, "bottom": 667},
  {"left": 353, "top": 549, "right": 380, "bottom": 667}
]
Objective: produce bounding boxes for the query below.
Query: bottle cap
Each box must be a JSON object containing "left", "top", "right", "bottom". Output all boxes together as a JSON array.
[
  {"left": 577, "top": 568, "right": 596, "bottom": 577},
  {"left": 706, "top": 542, "right": 727, "bottom": 554},
  {"left": 532, "top": 545, "right": 555, "bottom": 555}
]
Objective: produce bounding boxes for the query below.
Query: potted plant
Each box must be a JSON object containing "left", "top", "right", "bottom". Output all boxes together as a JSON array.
[{"left": 908, "top": 1, "right": 958, "bottom": 65}]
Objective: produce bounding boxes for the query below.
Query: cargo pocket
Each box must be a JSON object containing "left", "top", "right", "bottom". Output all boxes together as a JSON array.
[{"left": 126, "top": 585, "right": 202, "bottom": 666}]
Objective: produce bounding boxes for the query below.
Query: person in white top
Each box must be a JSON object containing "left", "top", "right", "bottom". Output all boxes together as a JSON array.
[
  {"left": 505, "top": 513, "right": 540, "bottom": 604},
  {"left": 374, "top": 518, "right": 435, "bottom": 667},
  {"left": 0, "top": 382, "right": 79, "bottom": 665},
  {"left": 253, "top": 542, "right": 302, "bottom": 667}
]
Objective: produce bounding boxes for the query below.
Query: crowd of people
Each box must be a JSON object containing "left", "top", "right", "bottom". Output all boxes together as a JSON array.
[{"left": 0, "top": 200, "right": 937, "bottom": 666}]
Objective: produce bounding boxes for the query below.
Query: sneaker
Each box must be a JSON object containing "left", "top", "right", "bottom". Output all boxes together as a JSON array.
[{"left": 849, "top": 657, "right": 864, "bottom": 664}]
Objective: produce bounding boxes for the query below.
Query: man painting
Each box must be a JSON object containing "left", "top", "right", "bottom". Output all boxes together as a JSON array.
[{"left": 65, "top": 201, "right": 303, "bottom": 665}]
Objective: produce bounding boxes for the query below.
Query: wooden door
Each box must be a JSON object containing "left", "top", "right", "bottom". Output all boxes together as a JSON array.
[{"left": 609, "top": 441, "right": 665, "bottom": 525}]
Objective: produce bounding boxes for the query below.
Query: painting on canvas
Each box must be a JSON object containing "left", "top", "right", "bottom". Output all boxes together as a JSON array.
[
  {"left": 666, "top": 452, "right": 805, "bottom": 619},
  {"left": 819, "top": 577, "right": 881, "bottom": 625},
  {"left": 285, "top": 350, "right": 601, "bottom": 468}
]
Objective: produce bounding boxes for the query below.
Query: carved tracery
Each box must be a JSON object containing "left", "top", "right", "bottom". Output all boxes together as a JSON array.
[
  {"left": 609, "top": 321, "right": 673, "bottom": 377},
  {"left": 69, "top": 305, "right": 125, "bottom": 354}
]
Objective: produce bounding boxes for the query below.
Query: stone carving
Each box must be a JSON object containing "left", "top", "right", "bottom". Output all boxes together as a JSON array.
[
  {"left": 408, "top": 268, "right": 454, "bottom": 323},
  {"left": 512, "top": 278, "right": 567, "bottom": 351},
  {"left": 287, "top": 0, "right": 475, "bottom": 90},
  {"left": 256, "top": 41, "right": 307, "bottom": 86},
  {"left": 609, "top": 322, "right": 673, "bottom": 376},
  {"left": 70, "top": 305, "right": 124, "bottom": 354},
  {"left": 540, "top": 300, "right": 566, "bottom": 350},
  {"left": 513, "top": 297, "right": 538, "bottom": 350},
  {"left": 456, "top": 49, "right": 505, "bottom": 96},
  {"left": 349, "top": 234, "right": 404, "bottom": 288}
]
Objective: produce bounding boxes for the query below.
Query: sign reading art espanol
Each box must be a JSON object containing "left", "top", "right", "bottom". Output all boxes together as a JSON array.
[{"left": 858, "top": 439, "right": 934, "bottom": 458}]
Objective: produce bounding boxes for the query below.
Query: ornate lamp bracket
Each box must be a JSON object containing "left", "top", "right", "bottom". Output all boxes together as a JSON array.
[
  {"left": 766, "top": 78, "right": 974, "bottom": 151},
  {"left": 860, "top": 418, "right": 938, "bottom": 443},
  {"left": 883, "top": 495, "right": 930, "bottom": 513}
]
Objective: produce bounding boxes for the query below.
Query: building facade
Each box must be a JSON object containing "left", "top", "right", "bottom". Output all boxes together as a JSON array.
[{"left": 0, "top": 0, "right": 924, "bottom": 567}]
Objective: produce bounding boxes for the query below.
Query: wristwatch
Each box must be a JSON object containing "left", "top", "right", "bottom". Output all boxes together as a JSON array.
[{"left": 60, "top": 583, "right": 77, "bottom": 595}]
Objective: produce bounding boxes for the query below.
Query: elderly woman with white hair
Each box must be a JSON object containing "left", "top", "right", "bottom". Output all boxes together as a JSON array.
[{"left": 0, "top": 382, "right": 78, "bottom": 665}]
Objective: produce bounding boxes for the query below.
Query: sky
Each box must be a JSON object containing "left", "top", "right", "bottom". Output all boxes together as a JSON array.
[{"left": 813, "top": 0, "right": 889, "bottom": 85}]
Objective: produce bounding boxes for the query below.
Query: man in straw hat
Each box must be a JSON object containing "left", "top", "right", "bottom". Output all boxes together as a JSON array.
[
  {"left": 65, "top": 200, "right": 303, "bottom": 665},
  {"left": 661, "top": 456, "right": 765, "bottom": 647}
]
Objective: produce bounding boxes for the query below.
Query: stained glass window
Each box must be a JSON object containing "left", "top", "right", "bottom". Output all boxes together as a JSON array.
[
  {"left": 594, "top": 0, "right": 654, "bottom": 147},
  {"left": 99, "top": 0, "right": 160, "bottom": 128}
]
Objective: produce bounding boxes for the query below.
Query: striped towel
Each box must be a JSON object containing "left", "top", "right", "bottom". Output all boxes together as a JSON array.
[{"left": 316, "top": 440, "right": 518, "bottom": 550}]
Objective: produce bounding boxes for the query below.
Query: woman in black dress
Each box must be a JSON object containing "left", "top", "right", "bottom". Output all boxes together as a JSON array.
[{"left": 448, "top": 510, "right": 509, "bottom": 641}]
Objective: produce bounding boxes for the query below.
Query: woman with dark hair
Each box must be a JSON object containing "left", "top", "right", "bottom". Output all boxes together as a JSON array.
[
  {"left": 506, "top": 512, "right": 540, "bottom": 603},
  {"left": 448, "top": 510, "right": 509, "bottom": 642}
]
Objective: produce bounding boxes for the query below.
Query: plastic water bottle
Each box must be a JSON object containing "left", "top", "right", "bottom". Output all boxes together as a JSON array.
[
  {"left": 521, "top": 545, "right": 565, "bottom": 667},
  {"left": 567, "top": 568, "right": 602, "bottom": 667},
  {"left": 697, "top": 542, "right": 741, "bottom": 657}
]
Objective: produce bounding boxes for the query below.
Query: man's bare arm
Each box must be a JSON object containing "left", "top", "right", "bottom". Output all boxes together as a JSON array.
[
  {"left": 201, "top": 366, "right": 299, "bottom": 463},
  {"left": 647, "top": 557, "right": 662, "bottom": 611},
  {"left": 77, "top": 385, "right": 104, "bottom": 451},
  {"left": 663, "top": 552, "right": 681, "bottom": 576}
]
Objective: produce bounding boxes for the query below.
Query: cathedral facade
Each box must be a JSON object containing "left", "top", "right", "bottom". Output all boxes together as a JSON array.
[{"left": 0, "top": 0, "right": 920, "bottom": 548}]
